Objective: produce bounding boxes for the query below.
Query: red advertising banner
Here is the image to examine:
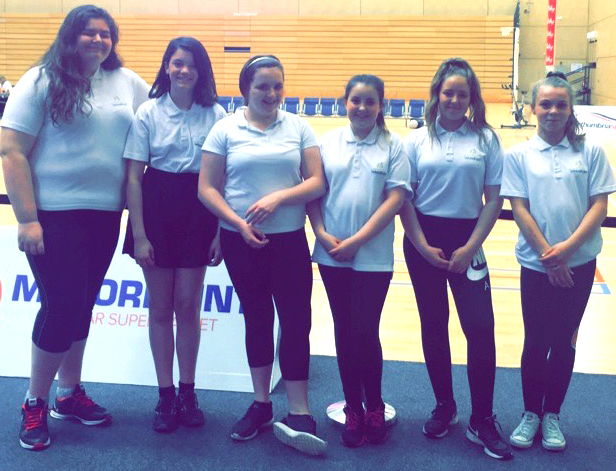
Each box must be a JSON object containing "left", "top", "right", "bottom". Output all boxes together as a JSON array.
[{"left": 546, "top": 0, "right": 557, "bottom": 68}]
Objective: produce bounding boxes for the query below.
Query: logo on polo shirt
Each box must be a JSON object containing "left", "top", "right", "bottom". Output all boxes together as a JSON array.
[
  {"left": 371, "top": 161, "right": 387, "bottom": 174},
  {"left": 466, "top": 247, "right": 489, "bottom": 281},
  {"left": 570, "top": 159, "right": 588, "bottom": 174},
  {"left": 112, "top": 96, "right": 128, "bottom": 107},
  {"left": 464, "top": 149, "right": 484, "bottom": 161}
]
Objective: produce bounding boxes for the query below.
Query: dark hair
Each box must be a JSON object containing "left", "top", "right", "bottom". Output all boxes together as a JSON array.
[
  {"left": 344, "top": 74, "right": 390, "bottom": 141},
  {"left": 425, "top": 57, "right": 498, "bottom": 150},
  {"left": 37, "top": 4, "right": 122, "bottom": 125},
  {"left": 149, "top": 37, "right": 218, "bottom": 107},
  {"left": 531, "top": 72, "right": 585, "bottom": 151},
  {"left": 238, "top": 55, "right": 284, "bottom": 105}
]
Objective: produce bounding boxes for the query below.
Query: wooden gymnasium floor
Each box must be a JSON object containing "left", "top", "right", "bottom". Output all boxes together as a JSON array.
[{"left": 1, "top": 103, "right": 615, "bottom": 375}]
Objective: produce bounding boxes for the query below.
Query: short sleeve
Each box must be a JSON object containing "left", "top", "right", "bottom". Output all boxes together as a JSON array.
[
  {"left": 123, "top": 103, "right": 151, "bottom": 162},
  {"left": 386, "top": 134, "right": 412, "bottom": 198},
  {"left": 0, "top": 67, "right": 46, "bottom": 137},
  {"left": 202, "top": 118, "right": 229, "bottom": 156},
  {"left": 299, "top": 117, "right": 318, "bottom": 149},
  {"left": 484, "top": 131, "right": 504, "bottom": 186},
  {"left": 587, "top": 142, "right": 616, "bottom": 197},
  {"left": 129, "top": 70, "right": 151, "bottom": 112},
  {"left": 404, "top": 131, "right": 420, "bottom": 185},
  {"left": 500, "top": 149, "right": 528, "bottom": 198}
]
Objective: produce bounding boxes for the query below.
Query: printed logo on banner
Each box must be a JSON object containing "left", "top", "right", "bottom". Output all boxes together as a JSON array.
[
  {"left": 577, "top": 112, "right": 616, "bottom": 131},
  {"left": 10, "top": 273, "right": 242, "bottom": 330}
]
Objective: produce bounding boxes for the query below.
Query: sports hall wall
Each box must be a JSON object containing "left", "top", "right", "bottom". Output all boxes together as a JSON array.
[{"left": 0, "top": 0, "right": 612, "bottom": 104}]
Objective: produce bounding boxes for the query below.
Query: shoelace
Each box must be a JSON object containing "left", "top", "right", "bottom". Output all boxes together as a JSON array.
[
  {"left": 478, "top": 415, "right": 503, "bottom": 441},
  {"left": 178, "top": 392, "right": 198, "bottom": 411},
  {"left": 544, "top": 416, "right": 560, "bottom": 434},
  {"left": 365, "top": 409, "right": 384, "bottom": 428},
  {"left": 345, "top": 409, "right": 363, "bottom": 430},
  {"left": 517, "top": 414, "right": 537, "bottom": 435},
  {"left": 73, "top": 390, "right": 96, "bottom": 408},
  {"left": 23, "top": 405, "right": 46, "bottom": 431}
]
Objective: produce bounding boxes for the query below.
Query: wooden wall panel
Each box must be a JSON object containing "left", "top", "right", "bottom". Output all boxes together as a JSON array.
[{"left": 0, "top": 14, "right": 512, "bottom": 102}]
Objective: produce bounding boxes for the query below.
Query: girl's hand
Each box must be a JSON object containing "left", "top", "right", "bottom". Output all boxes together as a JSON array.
[
  {"left": 208, "top": 236, "right": 223, "bottom": 266},
  {"left": 546, "top": 264, "right": 574, "bottom": 288},
  {"left": 540, "top": 242, "right": 573, "bottom": 269},
  {"left": 17, "top": 221, "right": 45, "bottom": 255},
  {"left": 420, "top": 244, "right": 449, "bottom": 270},
  {"left": 245, "top": 193, "right": 282, "bottom": 225},
  {"left": 448, "top": 245, "right": 475, "bottom": 273},
  {"left": 134, "top": 237, "right": 155, "bottom": 267},
  {"left": 328, "top": 237, "right": 360, "bottom": 262},
  {"left": 317, "top": 231, "right": 341, "bottom": 253},
  {"left": 239, "top": 222, "right": 269, "bottom": 249}
]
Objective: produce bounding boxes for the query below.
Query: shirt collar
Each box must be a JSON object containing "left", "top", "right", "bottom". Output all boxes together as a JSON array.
[
  {"left": 435, "top": 116, "right": 470, "bottom": 136},
  {"left": 343, "top": 124, "right": 380, "bottom": 144},
  {"left": 235, "top": 106, "right": 284, "bottom": 131},
  {"left": 531, "top": 134, "right": 570, "bottom": 151},
  {"left": 161, "top": 92, "right": 199, "bottom": 117}
]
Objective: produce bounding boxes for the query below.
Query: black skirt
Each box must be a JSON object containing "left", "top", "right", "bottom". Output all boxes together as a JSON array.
[{"left": 123, "top": 167, "right": 217, "bottom": 268}]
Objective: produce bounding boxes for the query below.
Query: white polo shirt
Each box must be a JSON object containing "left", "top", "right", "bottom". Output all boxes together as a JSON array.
[
  {"left": 124, "top": 93, "right": 226, "bottom": 173},
  {"left": 312, "top": 126, "right": 411, "bottom": 272},
  {"left": 405, "top": 118, "right": 503, "bottom": 219},
  {"left": 202, "top": 107, "right": 318, "bottom": 234},
  {"left": 1, "top": 66, "right": 149, "bottom": 211},
  {"left": 501, "top": 135, "right": 616, "bottom": 272}
]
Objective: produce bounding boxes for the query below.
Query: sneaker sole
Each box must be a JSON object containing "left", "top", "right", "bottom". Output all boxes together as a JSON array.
[
  {"left": 466, "top": 427, "right": 512, "bottom": 460},
  {"left": 423, "top": 413, "right": 458, "bottom": 439},
  {"left": 49, "top": 409, "right": 111, "bottom": 426},
  {"left": 542, "top": 438, "right": 566, "bottom": 451},
  {"left": 273, "top": 421, "right": 327, "bottom": 456},
  {"left": 20, "top": 437, "right": 51, "bottom": 451},
  {"left": 509, "top": 435, "right": 535, "bottom": 449},
  {"left": 230, "top": 417, "right": 274, "bottom": 441}
]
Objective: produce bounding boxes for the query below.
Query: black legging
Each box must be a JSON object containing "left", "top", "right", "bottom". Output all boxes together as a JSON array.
[
  {"left": 520, "top": 260, "right": 595, "bottom": 415},
  {"left": 28, "top": 209, "right": 121, "bottom": 353},
  {"left": 318, "top": 265, "right": 391, "bottom": 411},
  {"left": 403, "top": 211, "right": 496, "bottom": 420},
  {"left": 220, "top": 228, "right": 312, "bottom": 381}
]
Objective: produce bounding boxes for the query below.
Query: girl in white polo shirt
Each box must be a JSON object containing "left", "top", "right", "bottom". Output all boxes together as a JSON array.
[
  {"left": 0, "top": 5, "right": 149, "bottom": 450},
  {"left": 502, "top": 72, "right": 616, "bottom": 451},
  {"left": 199, "top": 55, "right": 327, "bottom": 455},
  {"left": 399, "top": 58, "right": 512, "bottom": 460},
  {"left": 307, "top": 74, "right": 410, "bottom": 447},
  {"left": 122, "top": 37, "right": 226, "bottom": 433}
]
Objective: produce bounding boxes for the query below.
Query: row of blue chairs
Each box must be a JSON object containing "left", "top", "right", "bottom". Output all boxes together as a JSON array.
[{"left": 216, "top": 96, "right": 425, "bottom": 119}]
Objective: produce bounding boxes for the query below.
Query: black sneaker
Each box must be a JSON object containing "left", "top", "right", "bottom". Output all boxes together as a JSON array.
[
  {"left": 177, "top": 391, "right": 205, "bottom": 427},
  {"left": 20, "top": 398, "right": 51, "bottom": 451},
  {"left": 153, "top": 394, "right": 179, "bottom": 433},
  {"left": 365, "top": 404, "right": 388, "bottom": 445},
  {"left": 423, "top": 400, "right": 458, "bottom": 438},
  {"left": 341, "top": 406, "right": 365, "bottom": 448},
  {"left": 273, "top": 414, "right": 327, "bottom": 456},
  {"left": 49, "top": 385, "right": 110, "bottom": 425},
  {"left": 231, "top": 401, "right": 273, "bottom": 441},
  {"left": 466, "top": 415, "right": 513, "bottom": 460}
]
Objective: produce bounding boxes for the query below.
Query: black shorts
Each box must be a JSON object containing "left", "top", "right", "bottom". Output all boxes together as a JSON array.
[{"left": 123, "top": 167, "right": 217, "bottom": 268}]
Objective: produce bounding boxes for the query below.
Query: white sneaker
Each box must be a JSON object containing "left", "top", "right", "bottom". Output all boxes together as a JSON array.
[
  {"left": 542, "top": 412, "right": 566, "bottom": 451},
  {"left": 509, "top": 411, "right": 540, "bottom": 449}
]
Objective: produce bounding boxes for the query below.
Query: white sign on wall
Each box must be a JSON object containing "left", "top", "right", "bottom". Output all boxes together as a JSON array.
[{"left": 0, "top": 227, "right": 281, "bottom": 392}]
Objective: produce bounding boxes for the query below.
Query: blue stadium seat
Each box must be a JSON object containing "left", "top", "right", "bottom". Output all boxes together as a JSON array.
[
  {"left": 389, "top": 99, "right": 406, "bottom": 118},
  {"left": 282, "top": 97, "right": 300, "bottom": 114},
  {"left": 336, "top": 99, "right": 347, "bottom": 117},
  {"left": 320, "top": 98, "right": 336, "bottom": 116},
  {"left": 408, "top": 99, "right": 425, "bottom": 118},
  {"left": 232, "top": 96, "right": 244, "bottom": 111},
  {"left": 217, "top": 96, "right": 233, "bottom": 113},
  {"left": 302, "top": 97, "right": 320, "bottom": 116}
]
